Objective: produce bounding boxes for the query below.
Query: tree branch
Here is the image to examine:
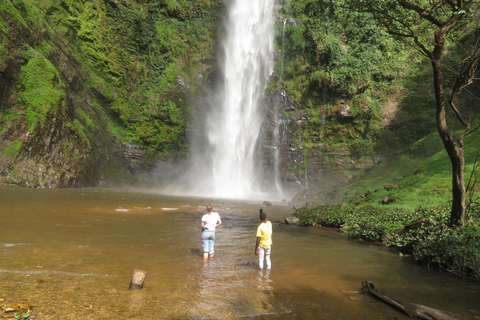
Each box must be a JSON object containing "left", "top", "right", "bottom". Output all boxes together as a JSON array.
[
  {"left": 448, "top": 45, "right": 480, "bottom": 127},
  {"left": 397, "top": 0, "right": 446, "bottom": 27}
]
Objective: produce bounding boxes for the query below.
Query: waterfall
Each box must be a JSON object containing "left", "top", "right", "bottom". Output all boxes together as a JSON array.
[
  {"left": 184, "top": 0, "right": 276, "bottom": 199},
  {"left": 272, "top": 102, "right": 284, "bottom": 195}
]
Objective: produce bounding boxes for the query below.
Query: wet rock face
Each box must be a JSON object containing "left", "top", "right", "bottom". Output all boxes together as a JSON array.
[
  {"left": 259, "top": 89, "right": 301, "bottom": 195},
  {"left": 0, "top": 16, "right": 127, "bottom": 188},
  {"left": 260, "top": 89, "right": 368, "bottom": 203},
  {"left": 277, "top": 16, "right": 302, "bottom": 26}
]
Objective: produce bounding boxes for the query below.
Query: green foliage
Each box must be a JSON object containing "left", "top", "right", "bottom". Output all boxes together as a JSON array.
[
  {"left": 326, "top": 131, "right": 480, "bottom": 208},
  {"left": 349, "top": 138, "right": 374, "bottom": 158},
  {"left": 0, "top": 16, "right": 8, "bottom": 34},
  {"left": 76, "top": 109, "right": 97, "bottom": 129},
  {"left": 9, "top": 167, "right": 19, "bottom": 174},
  {"left": 64, "top": 1, "right": 123, "bottom": 77},
  {"left": 33, "top": 0, "right": 219, "bottom": 150},
  {"left": 388, "top": 203, "right": 480, "bottom": 279},
  {"left": 295, "top": 205, "right": 417, "bottom": 238},
  {"left": 66, "top": 119, "right": 91, "bottom": 149},
  {"left": 20, "top": 45, "right": 65, "bottom": 133},
  {"left": 0, "top": 0, "right": 28, "bottom": 28},
  {"left": 0, "top": 44, "right": 6, "bottom": 58},
  {"left": 14, "top": 309, "right": 31, "bottom": 320},
  {"left": 276, "top": 0, "right": 416, "bottom": 152},
  {"left": 279, "top": 0, "right": 410, "bottom": 98},
  {"left": 106, "top": 120, "right": 130, "bottom": 142},
  {"left": 294, "top": 201, "right": 480, "bottom": 279},
  {"left": 2, "top": 140, "right": 22, "bottom": 156},
  {"left": 0, "top": 109, "right": 21, "bottom": 131},
  {"left": 112, "top": 98, "right": 185, "bottom": 154}
]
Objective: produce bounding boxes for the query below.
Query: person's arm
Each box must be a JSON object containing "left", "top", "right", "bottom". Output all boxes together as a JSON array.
[
  {"left": 216, "top": 217, "right": 222, "bottom": 227},
  {"left": 254, "top": 237, "right": 261, "bottom": 255}
]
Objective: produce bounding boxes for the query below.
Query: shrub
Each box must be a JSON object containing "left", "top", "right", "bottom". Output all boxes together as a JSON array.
[{"left": 294, "top": 202, "right": 480, "bottom": 279}]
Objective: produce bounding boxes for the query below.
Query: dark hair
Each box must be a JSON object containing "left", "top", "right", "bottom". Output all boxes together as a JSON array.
[{"left": 259, "top": 210, "right": 267, "bottom": 221}]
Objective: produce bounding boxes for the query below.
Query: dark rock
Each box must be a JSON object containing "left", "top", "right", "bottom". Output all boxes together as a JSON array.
[
  {"left": 277, "top": 16, "right": 302, "bottom": 26},
  {"left": 352, "top": 198, "right": 363, "bottom": 205},
  {"left": 333, "top": 102, "right": 353, "bottom": 118},
  {"left": 381, "top": 234, "right": 393, "bottom": 242},
  {"left": 285, "top": 216, "right": 299, "bottom": 225},
  {"left": 394, "top": 218, "right": 430, "bottom": 235},
  {"left": 360, "top": 190, "right": 371, "bottom": 198},
  {"left": 380, "top": 195, "right": 395, "bottom": 204},
  {"left": 384, "top": 184, "right": 397, "bottom": 191}
]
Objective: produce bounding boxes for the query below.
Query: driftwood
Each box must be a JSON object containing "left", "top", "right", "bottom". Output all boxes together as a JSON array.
[
  {"left": 361, "top": 281, "right": 471, "bottom": 320},
  {"left": 129, "top": 268, "right": 146, "bottom": 290}
]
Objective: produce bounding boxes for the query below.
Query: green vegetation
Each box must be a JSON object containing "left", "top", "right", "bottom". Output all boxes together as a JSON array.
[
  {"left": 2, "top": 140, "right": 22, "bottom": 156},
  {"left": 284, "top": 0, "right": 479, "bottom": 277},
  {"left": 0, "top": 0, "right": 29, "bottom": 28},
  {"left": 30, "top": 0, "right": 220, "bottom": 152},
  {"left": 0, "top": 44, "right": 6, "bottom": 58},
  {"left": 9, "top": 167, "right": 19, "bottom": 174},
  {"left": 14, "top": 309, "right": 31, "bottom": 320},
  {"left": 0, "top": 109, "right": 21, "bottom": 131},
  {"left": 320, "top": 130, "right": 480, "bottom": 210},
  {"left": 293, "top": 131, "right": 480, "bottom": 279},
  {"left": 19, "top": 45, "right": 65, "bottom": 133},
  {"left": 0, "top": 0, "right": 220, "bottom": 154},
  {"left": 294, "top": 201, "right": 480, "bottom": 279},
  {"left": 66, "top": 120, "right": 91, "bottom": 149},
  {"left": 76, "top": 109, "right": 97, "bottom": 129},
  {"left": 272, "top": 0, "right": 431, "bottom": 165}
]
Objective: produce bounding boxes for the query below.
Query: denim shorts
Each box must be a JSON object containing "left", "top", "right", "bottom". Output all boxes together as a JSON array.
[{"left": 201, "top": 230, "right": 215, "bottom": 255}]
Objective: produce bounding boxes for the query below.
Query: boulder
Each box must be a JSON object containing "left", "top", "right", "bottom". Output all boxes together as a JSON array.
[
  {"left": 285, "top": 216, "right": 299, "bottom": 225},
  {"left": 384, "top": 184, "right": 397, "bottom": 191},
  {"left": 380, "top": 195, "right": 395, "bottom": 204}
]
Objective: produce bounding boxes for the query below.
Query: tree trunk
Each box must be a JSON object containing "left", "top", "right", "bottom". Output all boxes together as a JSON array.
[
  {"left": 129, "top": 268, "right": 146, "bottom": 290},
  {"left": 451, "top": 155, "right": 466, "bottom": 225},
  {"left": 431, "top": 28, "right": 466, "bottom": 226}
]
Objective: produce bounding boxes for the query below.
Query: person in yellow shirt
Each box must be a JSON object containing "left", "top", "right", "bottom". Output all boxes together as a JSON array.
[{"left": 254, "top": 209, "right": 272, "bottom": 270}]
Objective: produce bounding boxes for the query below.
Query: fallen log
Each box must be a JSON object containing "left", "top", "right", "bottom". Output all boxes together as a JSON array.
[
  {"left": 361, "top": 281, "right": 472, "bottom": 320},
  {"left": 129, "top": 268, "right": 146, "bottom": 290}
]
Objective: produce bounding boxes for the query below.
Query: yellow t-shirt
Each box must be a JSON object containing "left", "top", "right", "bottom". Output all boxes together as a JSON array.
[{"left": 256, "top": 221, "right": 272, "bottom": 247}]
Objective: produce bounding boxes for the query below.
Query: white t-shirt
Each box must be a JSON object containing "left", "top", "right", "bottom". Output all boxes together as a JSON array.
[{"left": 202, "top": 212, "right": 221, "bottom": 231}]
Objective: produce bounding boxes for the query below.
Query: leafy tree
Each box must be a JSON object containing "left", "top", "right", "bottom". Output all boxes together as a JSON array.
[{"left": 345, "top": 0, "right": 480, "bottom": 226}]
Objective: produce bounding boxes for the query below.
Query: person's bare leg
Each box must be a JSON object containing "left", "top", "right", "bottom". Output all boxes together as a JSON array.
[
  {"left": 203, "top": 252, "right": 209, "bottom": 260},
  {"left": 209, "top": 254, "right": 214, "bottom": 258}
]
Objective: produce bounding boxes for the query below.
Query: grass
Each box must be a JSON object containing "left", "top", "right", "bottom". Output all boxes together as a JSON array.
[{"left": 324, "top": 131, "right": 480, "bottom": 211}]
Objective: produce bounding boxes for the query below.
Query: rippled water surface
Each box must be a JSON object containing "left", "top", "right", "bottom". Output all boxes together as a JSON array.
[{"left": 1, "top": 186, "right": 479, "bottom": 319}]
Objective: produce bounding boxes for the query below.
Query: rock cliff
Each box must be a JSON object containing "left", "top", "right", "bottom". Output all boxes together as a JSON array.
[{"left": 0, "top": 7, "right": 128, "bottom": 187}]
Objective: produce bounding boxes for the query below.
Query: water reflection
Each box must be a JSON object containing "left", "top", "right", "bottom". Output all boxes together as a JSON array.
[
  {"left": 253, "top": 270, "right": 275, "bottom": 316},
  {"left": 0, "top": 186, "right": 478, "bottom": 320}
]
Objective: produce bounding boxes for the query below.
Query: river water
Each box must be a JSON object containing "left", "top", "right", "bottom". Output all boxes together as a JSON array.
[{"left": 0, "top": 186, "right": 478, "bottom": 319}]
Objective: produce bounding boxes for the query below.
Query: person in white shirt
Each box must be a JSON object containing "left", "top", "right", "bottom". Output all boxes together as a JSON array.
[{"left": 201, "top": 204, "right": 222, "bottom": 260}]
